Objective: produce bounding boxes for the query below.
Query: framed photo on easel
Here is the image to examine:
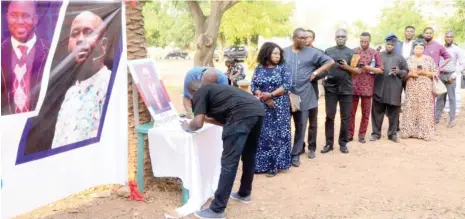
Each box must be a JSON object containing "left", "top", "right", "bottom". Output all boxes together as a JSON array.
[{"left": 127, "top": 59, "right": 178, "bottom": 127}]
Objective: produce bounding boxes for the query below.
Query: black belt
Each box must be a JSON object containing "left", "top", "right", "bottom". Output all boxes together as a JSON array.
[{"left": 440, "top": 71, "right": 455, "bottom": 74}]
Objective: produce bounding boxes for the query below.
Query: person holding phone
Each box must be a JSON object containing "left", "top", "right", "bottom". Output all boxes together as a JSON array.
[
  {"left": 349, "top": 32, "right": 384, "bottom": 144},
  {"left": 400, "top": 39, "right": 437, "bottom": 141},
  {"left": 321, "top": 29, "right": 361, "bottom": 154},
  {"left": 371, "top": 34, "right": 408, "bottom": 143}
]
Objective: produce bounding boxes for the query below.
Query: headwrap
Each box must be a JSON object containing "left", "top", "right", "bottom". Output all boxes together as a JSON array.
[
  {"left": 385, "top": 33, "right": 398, "bottom": 43},
  {"left": 413, "top": 39, "right": 426, "bottom": 48}
]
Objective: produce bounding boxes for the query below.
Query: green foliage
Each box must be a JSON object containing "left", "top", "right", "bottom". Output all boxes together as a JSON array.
[
  {"left": 374, "top": 0, "right": 428, "bottom": 43},
  {"left": 244, "top": 48, "right": 258, "bottom": 71},
  {"left": 143, "top": 1, "right": 195, "bottom": 48},
  {"left": 143, "top": 0, "right": 294, "bottom": 48},
  {"left": 220, "top": 1, "right": 294, "bottom": 46},
  {"left": 443, "top": 0, "right": 465, "bottom": 42},
  {"left": 348, "top": 0, "right": 428, "bottom": 44}
]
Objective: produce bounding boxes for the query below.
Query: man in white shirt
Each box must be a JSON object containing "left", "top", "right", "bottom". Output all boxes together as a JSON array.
[
  {"left": 437, "top": 31, "right": 465, "bottom": 127},
  {"left": 51, "top": 11, "right": 111, "bottom": 148},
  {"left": 400, "top": 26, "right": 415, "bottom": 59},
  {"left": 1, "top": 1, "right": 50, "bottom": 115}
]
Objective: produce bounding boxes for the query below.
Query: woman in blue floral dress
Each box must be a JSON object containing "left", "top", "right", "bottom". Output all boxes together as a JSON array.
[{"left": 251, "top": 42, "right": 292, "bottom": 177}]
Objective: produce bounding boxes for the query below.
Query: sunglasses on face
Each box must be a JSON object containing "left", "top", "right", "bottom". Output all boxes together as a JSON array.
[{"left": 336, "top": 36, "right": 347, "bottom": 39}]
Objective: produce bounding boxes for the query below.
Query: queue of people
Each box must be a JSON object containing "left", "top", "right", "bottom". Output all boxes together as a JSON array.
[{"left": 180, "top": 26, "right": 464, "bottom": 219}]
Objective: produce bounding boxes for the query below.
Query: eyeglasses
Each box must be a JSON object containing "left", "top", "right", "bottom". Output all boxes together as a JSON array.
[
  {"left": 336, "top": 36, "right": 347, "bottom": 39},
  {"left": 7, "top": 12, "right": 34, "bottom": 22}
]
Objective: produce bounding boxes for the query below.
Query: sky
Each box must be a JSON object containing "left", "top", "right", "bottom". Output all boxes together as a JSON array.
[
  {"left": 292, "top": 0, "right": 457, "bottom": 48},
  {"left": 293, "top": 0, "right": 389, "bottom": 48}
]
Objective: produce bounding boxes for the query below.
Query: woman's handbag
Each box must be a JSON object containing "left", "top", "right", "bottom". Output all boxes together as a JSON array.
[
  {"left": 289, "top": 93, "right": 301, "bottom": 112},
  {"left": 433, "top": 77, "right": 447, "bottom": 96}
]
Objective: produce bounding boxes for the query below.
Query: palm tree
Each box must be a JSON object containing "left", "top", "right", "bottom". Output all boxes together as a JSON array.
[{"left": 125, "top": 1, "right": 152, "bottom": 184}]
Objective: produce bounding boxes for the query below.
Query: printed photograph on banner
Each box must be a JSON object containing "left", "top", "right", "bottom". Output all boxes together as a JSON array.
[
  {"left": 15, "top": 2, "right": 123, "bottom": 165},
  {"left": 128, "top": 59, "right": 178, "bottom": 126},
  {"left": 1, "top": 1, "right": 62, "bottom": 116}
]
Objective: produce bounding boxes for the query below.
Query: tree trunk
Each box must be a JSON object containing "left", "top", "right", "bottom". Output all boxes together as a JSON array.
[
  {"left": 219, "top": 32, "right": 225, "bottom": 62},
  {"left": 125, "top": 1, "right": 152, "bottom": 185},
  {"left": 246, "top": 35, "right": 252, "bottom": 47},
  {"left": 187, "top": 1, "right": 239, "bottom": 67}
]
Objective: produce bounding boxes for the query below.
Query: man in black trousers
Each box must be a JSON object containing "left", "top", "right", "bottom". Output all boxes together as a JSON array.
[
  {"left": 371, "top": 34, "right": 408, "bottom": 143},
  {"left": 182, "top": 80, "right": 264, "bottom": 219},
  {"left": 321, "top": 29, "right": 361, "bottom": 154}
]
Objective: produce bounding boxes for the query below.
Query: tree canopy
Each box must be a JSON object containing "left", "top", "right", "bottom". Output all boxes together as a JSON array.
[
  {"left": 143, "top": 1, "right": 195, "bottom": 48},
  {"left": 143, "top": 0, "right": 294, "bottom": 48},
  {"left": 347, "top": 0, "right": 428, "bottom": 44},
  {"left": 443, "top": 0, "right": 465, "bottom": 42},
  {"left": 220, "top": 1, "right": 294, "bottom": 46}
]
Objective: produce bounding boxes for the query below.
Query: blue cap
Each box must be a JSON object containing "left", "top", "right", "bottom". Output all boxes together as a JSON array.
[{"left": 385, "top": 33, "right": 398, "bottom": 42}]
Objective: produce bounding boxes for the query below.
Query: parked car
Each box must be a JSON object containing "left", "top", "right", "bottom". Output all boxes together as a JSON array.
[
  {"left": 224, "top": 46, "right": 248, "bottom": 60},
  {"left": 165, "top": 51, "right": 189, "bottom": 59}
]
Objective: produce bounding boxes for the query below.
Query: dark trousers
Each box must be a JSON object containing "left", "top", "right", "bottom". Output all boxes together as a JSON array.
[
  {"left": 324, "top": 92, "right": 352, "bottom": 147},
  {"left": 291, "top": 107, "right": 318, "bottom": 155},
  {"left": 349, "top": 96, "right": 372, "bottom": 138},
  {"left": 210, "top": 116, "right": 263, "bottom": 213},
  {"left": 371, "top": 99, "right": 400, "bottom": 138}
]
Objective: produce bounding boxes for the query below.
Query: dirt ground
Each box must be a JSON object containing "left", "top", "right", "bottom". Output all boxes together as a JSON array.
[{"left": 17, "top": 60, "right": 465, "bottom": 219}]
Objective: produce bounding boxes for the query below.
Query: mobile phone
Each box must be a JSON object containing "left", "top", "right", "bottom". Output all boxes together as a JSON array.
[
  {"left": 391, "top": 66, "right": 397, "bottom": 70},
  {"left": 357, "top": 64, "right": 365, "bottom": 68},
  {"left": 337, "top": 60, "right": 344, "bottom": 64}
]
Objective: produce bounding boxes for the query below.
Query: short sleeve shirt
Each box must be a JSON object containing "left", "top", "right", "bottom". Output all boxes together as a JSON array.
[
  {"left": 192, "top": 84, "right": 264, "bottom": 124},
  {"left": 183, "top": 67, "right": 228, "bottom": 98},
  {"left": 283, "top": 46, "right": 333, "bottom": 110},
  {"left": 323, "top": 46, "right": 355, "bottom": 95}
]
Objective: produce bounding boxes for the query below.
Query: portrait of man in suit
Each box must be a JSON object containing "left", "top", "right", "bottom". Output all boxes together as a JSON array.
[
  {"left": 140, "top": 67, "right": 171, "bottom": 114},
  {"left": 1, "top": 1, "right": 50, "bottom": 116}
]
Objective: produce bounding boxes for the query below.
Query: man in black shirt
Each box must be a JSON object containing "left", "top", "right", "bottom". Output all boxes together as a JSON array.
[
  {"left": 321, "top": 29, "right": 361, "bottom": 154},
  {"left": 182, "top": 80, "right": 264, "bottom": 219}
]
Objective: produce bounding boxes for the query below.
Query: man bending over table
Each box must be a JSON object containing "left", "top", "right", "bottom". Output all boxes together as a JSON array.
[
  {"left": 183, "top": 67, "right": 228, "bottom": 118},
  {"left": 181, "top": 80, "right": 264, "bottom": 219}
]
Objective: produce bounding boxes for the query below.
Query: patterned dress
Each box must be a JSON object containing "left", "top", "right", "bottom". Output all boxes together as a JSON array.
[
  {"left": 400, "top": 55, "right": 437, "bottom": 140},
  {"left": 251, "top": 64, "right": 292, "bottom": 172}
]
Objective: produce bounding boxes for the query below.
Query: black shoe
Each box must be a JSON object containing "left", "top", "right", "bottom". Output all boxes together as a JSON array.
[
  {"left": 348, "top": 136, "right": 354, "bottom": 142},
  {"left": 358, "top": 137, "right": 366, "bottom": 144},
  {"left": 267, "top": 169, "right": 277, "bottom": 177},
  {"left": 320, "top": 145, "right": 333, "bottom": 153},
  {"left": 340, "top": 146, "right": 349, "bottom": 153},
  {"left": 369, "top": 135, "right": 380, "bottom": 141},
  {"left": 388, "top": 135, "right": 399, "bottom": 143},
  {"left": 307, "top": 150, "right": 316, "bottom": 159},
  {"left": 291, "top": 155, "right": 300, "bottom": 167}
]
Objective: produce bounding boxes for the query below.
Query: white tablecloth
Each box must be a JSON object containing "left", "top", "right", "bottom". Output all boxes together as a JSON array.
[{"left": 148, "top": 123, "right": 223, "bottom": 217}]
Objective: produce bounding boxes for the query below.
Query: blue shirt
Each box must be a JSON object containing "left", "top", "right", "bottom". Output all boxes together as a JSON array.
[
  {"left": 183, "top": 67, "right": 228, "bottom": 98},
  {"left": 283, "top": 46, "right": 332, "bottom": 110}
]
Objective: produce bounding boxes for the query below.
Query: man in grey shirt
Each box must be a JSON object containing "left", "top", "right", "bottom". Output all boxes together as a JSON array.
[
  {"left": 284, "top": 28, "right": 334, "bottom": 166},
  {"left": 436, "top": 31, "right": 465, "bottom": 127}
]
